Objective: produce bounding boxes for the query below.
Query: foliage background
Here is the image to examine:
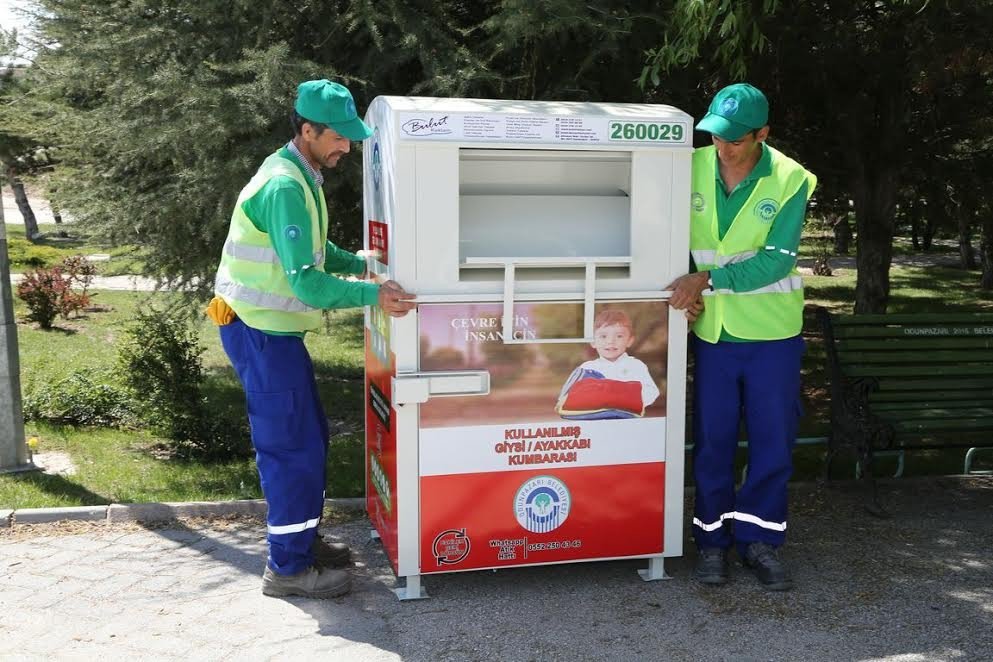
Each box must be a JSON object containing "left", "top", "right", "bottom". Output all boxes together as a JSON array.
[{"left": 3, "top": 1, "right": 990, "bottom": 310}]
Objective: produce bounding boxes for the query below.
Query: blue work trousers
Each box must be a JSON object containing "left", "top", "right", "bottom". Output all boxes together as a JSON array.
[
  {"left": 220, "top": 318, "right": 329, "bottom": 575},
  {"left": 691, "top": 334, "right": 804, "bottom": 554}
]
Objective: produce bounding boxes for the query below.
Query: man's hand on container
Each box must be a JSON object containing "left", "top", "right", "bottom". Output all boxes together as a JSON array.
[
  {"left": 666, "top": 271, "right": 710, "bottom": 310},
  {"left": 378, "top": 280, "right": 416, "bottom": 317},
  {"left": 684, "top": 296, "right": 704, "bottom": 324}
]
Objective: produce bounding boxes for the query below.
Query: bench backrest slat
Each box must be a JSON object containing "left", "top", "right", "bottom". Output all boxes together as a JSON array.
[
  {"left": 869, "top": 389, "right": 993, "bottom": 402},
  {"left": 875, "top": 377, "right": 993, "bottom": 390},
  {"left": 874, "top": 406, "right": 993, "bottom": 418},
  {"left": 894, "top": 418, "right": 993, "bottom": 432},
  {"left": 832, "top": 313, "right": 993, "bottom": 325},
  {"left": 844, "top": 364, "right": 993, "bottom": 377},
  {"left": 838, "top": 350, "right": 993, "bottom": 364},
  {"left": 838, "top": 338, "right": 993, "bottom": 350},
  {"left": 833, "top": 325, "right": 993, "bottom": 339}
]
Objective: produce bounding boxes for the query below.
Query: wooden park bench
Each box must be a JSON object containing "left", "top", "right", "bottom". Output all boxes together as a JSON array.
[{"left": 817, "top": 309, "right": 993, "bottom": 515}]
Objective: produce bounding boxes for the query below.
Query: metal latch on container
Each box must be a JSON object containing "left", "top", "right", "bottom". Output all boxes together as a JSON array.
[
  {"left": 392, "top": 371, "right": 491, "bottom": 405},
  {"left": 463, "top": 256, "right": 632, "bottom": 345}
]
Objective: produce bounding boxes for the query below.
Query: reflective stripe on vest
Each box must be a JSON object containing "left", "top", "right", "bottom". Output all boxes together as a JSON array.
[
  {"left": 691, "top": 249, "right": 757, "bottom": 267},
  {"left": 689, "top": 144, "right": 816, "bottom": 343},
  {"left": 703, "top": 274, "right": 803, "bottom": 296},
  {"left": 224, "top": 238, "right": 323, "bottom": 267},
  {"left": 214, "top": 273, "right": 318, "bottom": 313}
]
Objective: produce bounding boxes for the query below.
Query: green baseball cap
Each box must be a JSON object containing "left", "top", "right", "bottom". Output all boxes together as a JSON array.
[
  {"left": 294, "top": 79, "right": 373, "bottom": 141},
  {"left": 695, "top": 83, "right": 769, "bottom": 141}
]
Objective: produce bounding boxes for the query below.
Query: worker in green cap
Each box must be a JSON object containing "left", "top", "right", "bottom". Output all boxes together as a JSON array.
[
  {"left": 667, "top": 83, "right": 817, "bottom": 591},
  {"left": 209, "top": 79, "right": 415, "bottom": 599}
]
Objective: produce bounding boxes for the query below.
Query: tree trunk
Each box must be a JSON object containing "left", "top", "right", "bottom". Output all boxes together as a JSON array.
[
  {"left": 847, "top": 43, "right": 905, "bottom": 315},
  {"left": 957, "top": 213, "right": 976, "bottom": 270},
  {"left": 981, "top": 214, "right": 993, "bottom": 290},
  {"left": 832, "top": 213, "right": 852, "bottom": 255},
  {"left": 906, "top": 197, "right": 925, "bottom": 251},
  {"left": 4, "top": 166, "right": 41, "bottom": 242},
  {"left": 50, "top": 201, "right": 68, "bottom": 237},
  {"left": 853, "top": 167, "right": 898, "bottom": 314},
  {"left": 922, "top": 213, "right": 936, "bottom": 251}
]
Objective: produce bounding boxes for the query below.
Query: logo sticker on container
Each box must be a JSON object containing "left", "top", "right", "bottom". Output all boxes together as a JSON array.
[
  {"left": 432, "top": 529, "right": 471, "bottom": 566},
  {"left": 514, "top": 475, "right": 571, "bottom": 533}
]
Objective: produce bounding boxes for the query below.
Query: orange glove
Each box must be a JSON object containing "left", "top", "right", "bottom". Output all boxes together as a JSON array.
[{"left": 206, "top": 296, "right": 236, "bottom": 325}]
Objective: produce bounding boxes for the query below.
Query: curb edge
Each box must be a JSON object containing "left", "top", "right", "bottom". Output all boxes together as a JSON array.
[{"left": 7, "top": 497, "right": 366, "bottom": 527}]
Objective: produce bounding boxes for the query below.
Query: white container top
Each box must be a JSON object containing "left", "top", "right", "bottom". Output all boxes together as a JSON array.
[
  {"left": 363, "top": 95, "right": 693, "bottom": 301},
  {"left": 372, "top": 96, "right": 693, "bottom": 149}
]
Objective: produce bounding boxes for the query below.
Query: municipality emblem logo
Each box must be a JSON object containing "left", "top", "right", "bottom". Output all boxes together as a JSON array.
[
  {"left": 514, "top": 475, "right": 570, "bottom": 533},
  {"left": 719, "top": 98, "right": 739, "bottom": 116},
  {"left": 284, "top": 225, "right": 302, "bottom": 241},
  {"left": 691, "top": 192, "right": 706, "bottom": 213},
  {"left": 754, "top": 198, "right": 780, "bottom": 223}
]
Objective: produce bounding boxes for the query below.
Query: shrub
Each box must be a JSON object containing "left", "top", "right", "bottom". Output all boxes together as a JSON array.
[
  {"left": 116, "top": 307, "right": 247, "bottom": 458},
  {"left": 15, "top": 255, "right": 97, "bottom": 328},
  {"left": 15, "top": 268, "right": 64, "bottom": 329},
  {"left": 22, "top": 368, "right": 135, "bottom": 427},
  {"left": 4, "top": 237, "right": 64, "bottom": 269},
  {"left": 60, "top": 255, "right": 97, "bottom": 300}
]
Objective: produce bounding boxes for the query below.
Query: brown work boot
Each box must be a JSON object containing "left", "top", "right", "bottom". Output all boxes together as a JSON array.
[
  {"left": 261, "top": 565, "right": 351, "bottom": 599},
  {"left": 312, "top": 536, "right": 352, "bottom": 568}
]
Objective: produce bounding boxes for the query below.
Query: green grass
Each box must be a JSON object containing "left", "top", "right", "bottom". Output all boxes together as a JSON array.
[
  {"left": 7, "top": 425, "right": 260, "bottom": 508},
  {"left": 1, "top": 291, "right": 368, "bottom": 509},
  {"left": 3, "top": 258, "right": 993, "bottom": 509},
  {"left": 4, "top": 222, "right": 148, "bottom": 276},
  {"left": 804, "top": 264, "right": 993, "bottom": 314},
  {"left": 3, "top": 424, "right": 365, "bottom": 509}
]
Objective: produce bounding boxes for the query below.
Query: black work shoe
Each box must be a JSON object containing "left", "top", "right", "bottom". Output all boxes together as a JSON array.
[
  {"left": 742, "top": 542, "right": 793, "bottom": 591},
  {"left": 312, "top": 537, "right": 352, "bottom": 568},
  {"left": 694, "top": 547, "right": 729, "bottom": 585},
  {"left": 262, "top": 565, "right": 351, "bottom": 599}
]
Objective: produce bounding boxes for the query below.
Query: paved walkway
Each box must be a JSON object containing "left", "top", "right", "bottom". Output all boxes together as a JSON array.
[
  {"left": 2, "top": 476, "right": 991, "bottom": 661},
  {"left": 2, "top": 185, "right": 61, "bottom": 226},
  {"left": 796, "top": 253, "right": 963, "bottom": 273},
  {"left": 8, "top": 272, "right": 161, "bottom": 292}
]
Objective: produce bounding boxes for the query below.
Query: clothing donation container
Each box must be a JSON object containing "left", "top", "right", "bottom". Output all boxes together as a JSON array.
[{"left": 362, "top": 96, "right": 692, "bottom": 599}]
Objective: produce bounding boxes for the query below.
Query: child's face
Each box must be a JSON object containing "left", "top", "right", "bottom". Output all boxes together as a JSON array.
[{"left": 591, "top": 323, "right": 634, "bottom": 361}]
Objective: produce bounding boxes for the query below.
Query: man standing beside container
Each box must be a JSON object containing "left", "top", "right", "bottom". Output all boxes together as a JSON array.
[
  {"left": 667, "top": 83, "right": 816, "bottom": 591},
  {"left": 209, "top": 79, "right": 415, "bottom": 599}
]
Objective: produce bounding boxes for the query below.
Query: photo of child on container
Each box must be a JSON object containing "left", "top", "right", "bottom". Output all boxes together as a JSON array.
[
  {"left": 418, "top": 301, "right": 667, "bottom": 428},
  {"left": 556, "top": 310, "right": 661, "bottom": 420}
]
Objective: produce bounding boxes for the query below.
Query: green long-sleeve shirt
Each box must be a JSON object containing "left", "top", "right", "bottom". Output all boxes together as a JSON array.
[
  {"left": 240, "top": 147, "right": 379, "bottom": 335},
  {"left": 693, "top": 143, "right": 810, "bottom": 341}
]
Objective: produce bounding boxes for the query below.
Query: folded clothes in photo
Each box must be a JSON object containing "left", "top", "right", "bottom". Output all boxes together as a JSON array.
[
  {"left": 556, "top": 367, "right": 645, "bottom": 419},
  {"left": 558, "top": 408, "right": 640, "bottom": 421}
]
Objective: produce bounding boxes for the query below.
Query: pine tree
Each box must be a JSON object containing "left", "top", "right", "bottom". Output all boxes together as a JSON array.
[{"left": 22, "top": 0, "right": 496, "bottom": 291}]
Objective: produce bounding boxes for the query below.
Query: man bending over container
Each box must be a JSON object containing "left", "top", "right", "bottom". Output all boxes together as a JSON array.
[{"left": 208, "top": 79, "right": 415, "bottom": 599}]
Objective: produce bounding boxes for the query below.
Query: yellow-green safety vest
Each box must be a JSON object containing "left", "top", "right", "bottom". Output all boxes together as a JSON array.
[
  {"left": 214, "top": 152, "right": 327, "bottom": 333},
  {"left": 689, "top": 144, "right": 817, "bottom": 343}
]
